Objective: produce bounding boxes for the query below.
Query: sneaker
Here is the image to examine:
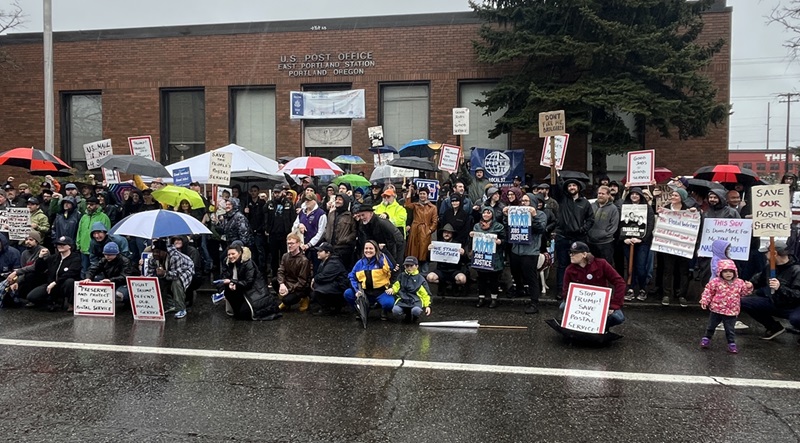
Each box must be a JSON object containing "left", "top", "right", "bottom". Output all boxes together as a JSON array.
[
  {"left": 174, "top": 309, "right": 187, "bottom": 319},
  {"left": 636, "top": 290, "right": 647, "bottom": 302},
  {"left": 211, "top": 292, "right": 225, "bottom": 305},
  {"left": 661, "top": 296, "right": 670, "bottom": 306},
  {"left": 678, "top": 297, "right": 688, "bottom": 308},
  {"left": 700, "top": 337, "right": 710, "bottom": 349},
  {"left": 761, "top": 327, "right": 786, "bottom": 340},
  {"left": 624, "top": 289, "right": 634, "bottom": 302},
  {"left": 734, "top": 321, "right": 749, "bottom": 330},
  {"left": 524, "top": 303, "right": 539, "bottom": 314},
  {"left": 727, "top": 343, "right": 738, "bottom": 354}
]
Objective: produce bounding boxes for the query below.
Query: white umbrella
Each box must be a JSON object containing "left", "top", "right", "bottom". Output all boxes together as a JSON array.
[
  {"left": 162, "top": 143, "right": 280, "bottom": 183},
  {"left": 370, "top": 164, "right": 419, "bottom": 182},
  {"left": 109, "top": 210, "right": 211, "bottom": 239}
]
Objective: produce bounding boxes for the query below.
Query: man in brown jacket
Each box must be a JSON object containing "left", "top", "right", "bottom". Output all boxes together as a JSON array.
[
  {"left": 272, "top": 232, "right": 312, "bottom": 312},
  {"left": 324, "top": 193, "right": 357, "bottom": 270}
]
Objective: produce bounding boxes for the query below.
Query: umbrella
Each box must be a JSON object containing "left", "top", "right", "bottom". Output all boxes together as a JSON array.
[
  {"left": 333, "top": 174, "right": 371, "bottom": 188},
  {"left": 545, "top": 318, "right": 623, "bottom": 344},
  {"left": 368, "top": 145, "right": 397, "bottom": 154},
  {"left": 653, "top": 167, "right": 673, "bottom": 183},
  {"left": 107, "top": 183, "right": 136, "bottom": 205},
  {"left": 370, "top": 165, "right": 419, "bottom": 182},
  {"left": 543, "top": 170, "right": 590, "bottom": 183},
  {"left": 694, "top": 165, "right": 761, "bottom": 187},
  {"left": 151, "top": 185, "right": 206, "bottom": 209},
  {"left": 399, "top": 139, "right": 437, "bottom": 158},
  {"left": 163, "top": 144, "right": 279, "bottom": 183},
  {"left": 281, "top": 156, "right": 344, "bottom": 176},
  {"left": 0, "top": 147, "right": 72, "bottom": 176},
  {"left": 109, "top": 210, "right": 211, "bottom": 239},
  {"left": 354, "top": 291, "right": 369, "bottom": 329},
  {"left": 686, "top": 178, "right": 725, "bottom": 196},
  {"left": 332, "top": 155, "right": 366, "bottom": 165},
  {"left": 388, "top": 156, "right": 438, "bottom": 172},
  {"left": 98, "top": 155, "right": 171, "bottom": 178}
]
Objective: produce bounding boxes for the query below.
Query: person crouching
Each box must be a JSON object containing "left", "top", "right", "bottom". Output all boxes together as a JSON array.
[{"left": 388, "top": 256, "right": 432, "bottom": 323}]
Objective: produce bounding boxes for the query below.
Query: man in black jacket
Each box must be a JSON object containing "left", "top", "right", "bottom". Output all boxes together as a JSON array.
[
  {"left": 550, "top": 176, "right": 594, "bottom": 297},
  {"left": 742, "top": 240, "right": 800, "bottom": 341},
  {"left": 245, "top": 185, "right": 267, "bottom": 268},
  {"left": 311, "top": 242, "right": 349, "bottom": 315},
  {"left": 83, "top": 242, "right": 138, "bottom": 305},
  {"left": 27, "top": 236, "right": 82, "bottom": 311},
  {"left": 355, "top": 205, "right": 404, "bottom": 270},
  {"left": 265, "top": 185, "right": 296, "bottom": 278}
]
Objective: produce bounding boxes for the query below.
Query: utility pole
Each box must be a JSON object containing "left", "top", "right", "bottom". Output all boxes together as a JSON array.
[
  {"left": 43, "top": 0, "right": 54, "bottom": 154},
  {"left": 766, "top": 102, "right": 770, "bottom": 150},
  {"left": 778, "top": 93, "right": 800, "bottom": 174}
]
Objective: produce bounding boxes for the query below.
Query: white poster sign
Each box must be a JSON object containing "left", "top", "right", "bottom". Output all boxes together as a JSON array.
[
  {"left": 208, "top": 151, "right": 233, "bottom": 185},
  {"left": 698, "top": 218, "right": 753, "bottom": 261},
  {"left": 539, "top": 134, "right": 569, "bottom": 170},
  {"left": 128, "top": 136, "right": 155, "bottom": 160},
  {"left": 127, "top": 277, "right": 165, "bottom": 321},
  {"left": 373, "top": 153, "right": 394, "bottom": 166},
  {"left": 430, "top": 241, "right": 462, "bottom": 264},
  {"left": 752, "top": 184, "right": 792, "bottom": 237},
  {"left": 626, "top": 150, "right": 655, "bottom": 186},
  {"left": 368, "top": 125, "right": 384, "bottom": 148},
  {"left": 102, "top": 168, "right": 121, "bottom": 184},
  {"left": 83, "top": 139, "right": 113, "bottom": 170},
  {"left": 620, "top": 204, "right": 648, "bottom": 239},
  {"left": 561, "top": 283, "right": 612, "bottom": 335},
  {"left": 452, "top": 108, "right": 470, "bottom": 135},
  {"left": 290, "top": 89, "right": 366, "bottom": 119},
  {"left": 6, "top": 207, "right": 30, "bottom": 241},
  {"left": 438, "top": 144, "right": 462, "bottom": 173},
  {"left": 651, "top": 210, "right": 702, "bottom": 259},
  {"left": 73, "top": 282, "right": 116, "bottom": 317}
]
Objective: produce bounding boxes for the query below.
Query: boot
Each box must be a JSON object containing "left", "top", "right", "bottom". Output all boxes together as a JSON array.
[
  {"left": 476, "top": 296, "right": 487, "bottom": 308},
  {"left": 524, "top": 303, "right": 539, "bottom": 314},
  {"left": 489, "top": 295, "right": 499, "bottom": 309},
  {"left": 298, "top": 297, "right": 310, "bottom": 312}
]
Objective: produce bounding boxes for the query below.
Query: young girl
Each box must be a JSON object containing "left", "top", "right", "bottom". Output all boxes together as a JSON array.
[{"left": 699, "top": 259, "right": 753, "bottom": 354}]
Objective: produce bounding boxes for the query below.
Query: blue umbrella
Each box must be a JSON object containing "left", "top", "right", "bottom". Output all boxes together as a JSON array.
[
  {"left": 399, "top": 139, "right": 436, "bottom": 158},
  {"left": 368, "top": 145, "right": 397, "bottom": 154},
  {"left": 109, "top": 210, "right": 211, "bottom": 239},
  {"left": 332, "top": 155, "right": 366, "bottom": 165}
]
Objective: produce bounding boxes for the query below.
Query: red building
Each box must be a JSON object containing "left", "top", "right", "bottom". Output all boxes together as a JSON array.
[{"left": 728, "top": 150, "right": 800, "bottom": 183}]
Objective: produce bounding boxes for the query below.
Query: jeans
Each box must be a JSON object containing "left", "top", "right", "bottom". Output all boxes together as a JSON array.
[
  {"left": 80, "top": 253, "right": 90, "bottom": 279},
  {"left": 704, "top": 312, "right": 736, "bottom": 343},
  {"left": 343, "top": 288, "right": 394, "bottom": 312},
  {"left": 740, "top": 295, "right": 800, "bottom": 331},
  {"left": 197, "top": 234, "right": 213, "bottom": 273},
  {"left": 623, "top": 242, "right": 651, "bottom": 292},
  {"left": 589, "top": 242, "right": 615, "bottom": 266},
  {"left": 392, "top": 305, "right": 422, "bottom": 319},
  {"left": 555, "top": 237, "right": 580, "bottom": 295}
]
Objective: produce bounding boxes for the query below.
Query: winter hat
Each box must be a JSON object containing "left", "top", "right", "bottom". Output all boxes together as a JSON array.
[
  {"left": 103, "top": 242, "right": 120, "bottom": 255},
  {"left": 675, "top": 188, "right": 688, "bottom": 202},
  {"left": 27, "top": 230, "right": 42, "bottom": 243},
  {"left": 90, "top": 222, "right": 108, "bottom": 233}
]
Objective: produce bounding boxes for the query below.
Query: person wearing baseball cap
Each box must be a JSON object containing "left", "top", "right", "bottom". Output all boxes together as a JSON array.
[
  {"left": 26, "top": 235, "right": 81, "bottom": 311},
  {"left": 559, "top": 241, "right": 626, "bottom": 333},
  {"left": 386, "top": 256, "right": 431, "bottom": 323},
  {"left": 311, "top": 241, "right": 349, "bottom": 316},
  {"left": 374, "top": 187, "right": 407, "bottom": 238},
  {"left": 144, "top": 237, "right": 194, "bottom": 319},
  {"left": 363, "top": 181, "right": 384, "bottom": 207},
  {"left": 27, "top": 196, "right": 50, "bottom": 241},
  {"left": 82, "top": 240, "right": 137, "bottom": 305}
]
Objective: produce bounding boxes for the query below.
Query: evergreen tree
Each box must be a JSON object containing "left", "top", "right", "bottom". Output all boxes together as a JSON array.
[{"left": 470, "top": 0, "right": 729, "bottom": 168}]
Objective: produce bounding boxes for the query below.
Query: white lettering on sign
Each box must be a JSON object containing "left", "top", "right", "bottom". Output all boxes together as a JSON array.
[
  {"left": 278, "top": 52, "right": 376, "bottom": 76},
  {"left": 752, "top": 184, "right": 792, "bottom": 237}
]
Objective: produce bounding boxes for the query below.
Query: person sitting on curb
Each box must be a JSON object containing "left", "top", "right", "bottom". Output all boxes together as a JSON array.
[
  {"left": 145, "top": 239, "right": 194, "bottom": 319},
  {"left": 83, "top": 241, "right": 138, "bottom": 306},
  {"left": 28, "top": 236, "right": 81, "bottom": 312},
  {"left": 387, "top": 256, "right": 432, "bottom": 323},
  {"left": 741, "top": 240, "right": 800, "bottom": 342}
]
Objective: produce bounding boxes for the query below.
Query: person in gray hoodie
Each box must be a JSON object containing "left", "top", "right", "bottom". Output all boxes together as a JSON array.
[
  {"left": 704, "top": 188, "right": 740, "bottom": 219},
  {"left": 504, "top": 193, "right": 548, "bottom": 314},
  {"left": 588, "top": 185, "right": 619, "bottom": 266}
]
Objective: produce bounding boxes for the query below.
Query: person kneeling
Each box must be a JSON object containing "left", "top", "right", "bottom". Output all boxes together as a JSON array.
[
  {"left": 426, "top": 224, "right": 468, "bottom": 297},
  {"left": 82, "top": 241, "right": 138, "bottom": 306},
  {"left": 388, "top": 256, "right": 432, "bottom": 323},
  {"left": 27, "top": 236, "right": 81, "bottom": 311},
  {"left": 311, "top": 242, "right": 349, "bottom": 316},
  {"left": 272, "top": 232, "right": 312, "bottom": 311},
  {"left": 218, "top": 244, "right": 280, "bottom": 321}
]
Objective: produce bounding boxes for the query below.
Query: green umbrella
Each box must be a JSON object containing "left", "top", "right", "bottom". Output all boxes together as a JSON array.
[
  {"left": 333, "top": 174, "right": 371, "bottom": 188},
  {"left": 151, "top": 185, "right": 206, "bottom": 210}
]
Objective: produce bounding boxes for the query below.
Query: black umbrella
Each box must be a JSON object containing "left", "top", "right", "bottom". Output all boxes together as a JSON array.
[
  {"left": 686, "top": 178, "right": 725, "bottom": 196},
  {"left": 545, "top": 318, "right": 623, "bottom": 345},
  {"left": 354, "top": 292, "right": 369, "bottom": 329},
  {"left": 98, "top": 155, "right": 171, "bottom": 177},
  {"left": 388, "top": 156, "right": 438, "bottom": 172},
  {"left": 543, "top": 170, "right": 591, "bottom": 183}
]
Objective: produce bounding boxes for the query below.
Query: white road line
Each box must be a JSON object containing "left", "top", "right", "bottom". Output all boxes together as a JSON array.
[{"left": 0, "top": 338, "right": 798, "bottom": 390}]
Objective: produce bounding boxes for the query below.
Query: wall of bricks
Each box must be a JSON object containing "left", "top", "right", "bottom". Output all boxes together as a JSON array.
[{"left": 0, "top": 7, "right": 731, "bottom": 184}]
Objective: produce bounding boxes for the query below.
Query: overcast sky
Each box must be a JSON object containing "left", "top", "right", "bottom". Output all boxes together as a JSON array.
[{"left": 3, "top": 0, "right": 799, "bottom": 152}]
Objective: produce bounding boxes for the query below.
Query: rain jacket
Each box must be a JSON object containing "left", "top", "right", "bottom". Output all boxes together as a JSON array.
[
  {"left": 551, "top": 177, "right": 594, "bottom": 240},
  {"left": 221, "top": 198, "right": 252, "bottom": 245},
  {"left": 88, "top": 233, "right": 130, "bottom": 268},
  {"left": 0, "top": 233, "right": 20, "bottom": 274},
  {"left": 51, "top": 198, "right": 81, "bottom": 244},
  {"left": 470, "top": 215, "right": 506, "bottom": 271},
  {"left": 390, "top": 267, "right": 431, "bottom": 309},
  {"left": 374, "top": 198, "right": 407, "bottom": 235},
  {"left": 700, "top": 259, "right": 752, "bottom": 316},
  {"left": 219, "top": 247, "right": 280, "bottom": 320},
  {"left": 29, "top": 208, "right": 50, "bottom": 241},
  {"left": 710, "top": 239, "right": 731, "bottom": 284},
  {"left": 265, "top": 196, "right": 296, "bottom": 237},
  {"left": 405, "top": 198, "right": 438, "bottom": 261},
  {"left": 750, "top": 256, "right": 800, "bottom": 309},
  {"left": 349, "top": 246, "right": 393, "bottom": 293},
  {"left": 76, "top": 208, "right": 111, "bottom": 254},
  {"left": 563, "top": 253, "right": 626, "bottom": 310},
  {"left": 704, "top": 188, "right": 740, "bottom": 219}
]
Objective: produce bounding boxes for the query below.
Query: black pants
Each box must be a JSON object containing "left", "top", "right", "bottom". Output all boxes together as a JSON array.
[
  {"left": 657, "top": 253, "right": 689, "bottom": 299},
  {"left": 27, "top": 279, "right": 76, "bottom": 307},
  {"left": 704, "top": 312, "right": 736, "bottom": 343},
  {"left": 268, "top": 233, "right": 288, "bottom": 278},
  {"left": 251, "top": 231, "right": 268, "bottom": 269},
  {"left": 509, "top": 252, "right": 541, "bottom": 304},
  {"left": 335, "top": 247, "right": 355, "bottom": 272},
  {"left": 590, "top": 242, "right": 615, "bottom": 267},
  {"left": 476, "top": 270, "right": 500, "bottom": 297},
  {"left": 313, "top": 290, "right": 345, "bottom": 309},
  {"left": 271, "top": 278, "right": 308, "bottom": 306}
]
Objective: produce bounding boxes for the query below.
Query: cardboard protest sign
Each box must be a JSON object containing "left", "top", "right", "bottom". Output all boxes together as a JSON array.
[
  {"left": 539, "top": 135, "right": 569, "bottom": 170},
  {"left": 561, "top": 283, "right": 612, "bottom": 335},
  {"left": 6, "top": 207, "right": 30, "bottom": 241},
  {"left": 128, "top": 136, "right": 155, "bottom": 160},
  {"left": 452, "top": 108, "right": 469, "bottom": 135},
  {"left": 620, "top": 204, "right": 648, "bottom": 239},
  {"left": 207, "top": 151, "right": 232, "bottom": 185},
  {"left": 752, "top": 184, "right": 791, "bottom": 237},
  {"left": 102, "top": 168, "right": 120, "bottom": 184},
  {"left": 698, "top": 218, "right": 752, "bottom": 261},
  {"left": 430, "top": 241, "right": 461, "bottom": 264},
  {"left": 172, "top": 167, "right": 192, "bottom": 187},
  {"left": 368, "top": 125, "right": 384, "bottom": 148},
  {"left": 127, "top": 277, "right": 165, "bottom": 321},
  {"left": 413, "top": 179, "right": 439, "bottom": 201},
  {"left": 651, "top": 210, "right": 702, "bottom": 259},
  {"left": 470, "top": 232, "right": 497, "bottom": 271},
  {"left": 438, "top": 144, "right": 461, "bottom": 173},
  {"left": 73, "top": 282, "right": 116, "bottom": 317},
  {"left": 507, "top": 206, "right": 532, "bottom": 244},
  {"left": 538, "top": 110, "right": 566, "bottom": 137},
  {"left": 626, "top": 150, "right": 655, "bottom": 186},
  {"left": 83, "top": 139, "right": 113, "bottom": 170}
]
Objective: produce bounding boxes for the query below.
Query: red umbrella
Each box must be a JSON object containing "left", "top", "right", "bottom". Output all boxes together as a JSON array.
[
  {"left": 280, "top": 156, "right": 344, "bottom": 176},
  {"left": 694, "top": 165, "right": 761, "bottom": 187},
  {"left": 0, "top": 147, "right": 72, "bottom": 176},
  {"left": 653, "top": 167, "right": 673, "bottom": 183}
]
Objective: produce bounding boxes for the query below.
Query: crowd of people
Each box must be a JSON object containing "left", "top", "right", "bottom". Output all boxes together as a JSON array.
[{"left": 0, "top": 163, "right": 798, "bottom": 352}]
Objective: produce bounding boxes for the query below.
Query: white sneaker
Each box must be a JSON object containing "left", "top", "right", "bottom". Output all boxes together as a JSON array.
[{"left": 717, "top": 321, "right": 749, "bottom": 331}]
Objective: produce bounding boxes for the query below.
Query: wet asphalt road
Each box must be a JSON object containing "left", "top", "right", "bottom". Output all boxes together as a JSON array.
[{"left": 0, "top": 294, "right": 798, "bottom": 442}]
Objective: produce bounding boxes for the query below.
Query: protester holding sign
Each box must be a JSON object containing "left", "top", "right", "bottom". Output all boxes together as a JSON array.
[
  {"left": 620, "top": 187, "right": 655, "bottom": 302},
  {"left": 561, "top": 241, "right": 626, "bottom": 332},
  {"left": 504, "top": 193, "right": 548, "bottom": 314},
  {"left": 654, "top": 188, "right": 698, "bottom": 307},
  {"left": 427, "top": 224, "right": 469, "bottom": 297},
  {"left": 470, "top": 207, "right": 506, "bottom": 308},
  {"left": 550, "top": 175, "right": 595, "bottom": 298}
]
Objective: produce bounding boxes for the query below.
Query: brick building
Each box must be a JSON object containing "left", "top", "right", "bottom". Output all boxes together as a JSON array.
[
  {"left": 728, "top": 150, "right": 800, "bottom": 184},
  {"left": 0, "top": 3, "right": 731, "bottom": 183}
]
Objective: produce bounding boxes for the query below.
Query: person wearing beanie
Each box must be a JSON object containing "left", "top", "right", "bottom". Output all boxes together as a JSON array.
[
  {"left": 4, "top": 231, "right": 46, "bottom": 306},
  {"left": 654, "top": 186, "right": 698, "bottom": 307},
  {"left": 471, "top": 206, "right": 507, "bottom": 308},
  {"left": 88, "top": 221, "right": 130, "bottom": 270},
  {"left": 324, "top": 193, "right": 358, "bottom": 270},
  {"left": 76, "top": 196, "right": 111, "bottom": 278},
  {"left": 28, "top": 235, "right": 81, "bottom": 311},
  {"left": 292, "top": 191, "right": 327, "bottom": 273},
  {"left": 82, "top": 240, "right": 138, "bottom": 306}
]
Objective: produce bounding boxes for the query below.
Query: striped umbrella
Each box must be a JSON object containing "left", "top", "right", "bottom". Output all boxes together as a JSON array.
[
  {"left": 109, "top": 209, "right": 211, "bottom": 239},
  {"left": 0, "top": 147, "right": 72, "bottom": 176},
  {"left": 280, "top": 156, "right": 344, "bottom": 176}
]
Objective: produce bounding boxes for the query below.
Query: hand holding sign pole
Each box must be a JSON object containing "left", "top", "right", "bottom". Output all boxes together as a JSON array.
[
  {"left": 539, "top": 110, "right": 566, "bottom": 185},
  {"left": 752, "top": 184, "right": 792, "bottom": 290}
]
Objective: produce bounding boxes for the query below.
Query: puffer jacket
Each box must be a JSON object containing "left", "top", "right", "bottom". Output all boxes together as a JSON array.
[
  {"left": 219, "top": 249, "right": 280, "bottom": 320},
  {"left": 221, "top": 198, "right": 252, "bottom": 245},
  {"left": 700, "top": 259, "right": 752, "bottom": 316}
]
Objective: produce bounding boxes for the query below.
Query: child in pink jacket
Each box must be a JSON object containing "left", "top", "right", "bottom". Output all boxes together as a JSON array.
[{"left": 699, "top": 259, "right": 753, "bottom": 354}]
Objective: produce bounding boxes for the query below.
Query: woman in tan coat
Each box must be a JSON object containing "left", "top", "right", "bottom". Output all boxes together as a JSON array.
[{"left": 404, "top": 185, "right": 438, "bottom": 272}]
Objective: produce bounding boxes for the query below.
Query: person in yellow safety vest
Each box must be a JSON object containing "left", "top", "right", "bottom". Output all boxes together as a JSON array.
[{"left": 373, "top": 188, "right": 407, "bottom": 238}]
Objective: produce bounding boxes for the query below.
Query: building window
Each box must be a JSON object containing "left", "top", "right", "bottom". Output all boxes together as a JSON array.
[
  {"left": 381, "top": 84, "right": 429, "bottom": 148},
  {"left": 161, "top": 89, "right": 205, "bottom": 163},
  {"left": 770, "top": 163, "right": 780, "bottom": 171},
  {"left": 230, "top": 87, "right": 276, "bottom": 158},
  {"left": 459, "top": 83, "right": 509, "bottom": 150},
  {"left": 61, "top": 92, "right": 102, "bottom": 172},
  {"left": 756, "top": 163, "right": 766, "bottom": 171},
  {"left": 742, "top": 163, "right": 752, "bottom": 170}
]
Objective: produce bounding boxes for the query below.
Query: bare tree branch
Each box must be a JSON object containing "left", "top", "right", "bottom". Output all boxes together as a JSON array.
[
  {"left": 770, "top": 0, "right": 800, "bottom": 58},
  {"left": 0, "top": 0, "right": 25, "bottom": 73}
]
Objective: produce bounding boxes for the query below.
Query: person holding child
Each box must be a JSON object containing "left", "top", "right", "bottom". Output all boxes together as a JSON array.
[{"left": 699, "top": 259, "right": 753, "bottom": 353}]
